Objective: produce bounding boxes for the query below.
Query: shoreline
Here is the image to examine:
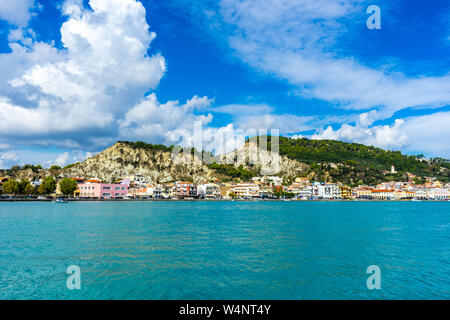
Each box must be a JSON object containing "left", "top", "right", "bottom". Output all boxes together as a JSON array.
[{"left": 0, "top": 198, "right": 447, "bottom": 202}]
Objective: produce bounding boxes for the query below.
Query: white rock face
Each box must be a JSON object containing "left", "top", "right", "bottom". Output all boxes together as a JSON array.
[
  {"left": 217, "top": 142, "right": 309, "bottom": 177},
  {"left": 62, "top": 141, "right": 309, "bottom": 183}
]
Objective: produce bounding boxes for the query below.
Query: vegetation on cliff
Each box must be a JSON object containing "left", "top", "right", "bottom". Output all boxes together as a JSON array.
[{"left": 262, "top": 136, "right": 449, "bottom": 185}]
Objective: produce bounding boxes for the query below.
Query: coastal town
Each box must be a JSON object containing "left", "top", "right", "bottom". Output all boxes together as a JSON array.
[{"left": 1, "top": 165, "right": 449, "bottom": 201}]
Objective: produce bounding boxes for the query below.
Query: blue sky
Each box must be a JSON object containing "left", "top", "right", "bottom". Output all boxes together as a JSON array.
[{"left": 0, "top": 0, "right": 449, "bottom": 168}]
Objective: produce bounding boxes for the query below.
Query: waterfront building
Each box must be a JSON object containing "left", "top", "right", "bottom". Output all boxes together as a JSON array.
[
  {"left": 145, "top": 186, "right": 163, "bottom": 198},
  {"left": 232, "top": 182, "right": 260, "bottom": 198},
  {"left": 297, "top": 187, "right": 313, "bottom": 199},
  {"left": 392, "top": 190, "right": 412, "bottom": 199},
  {"left": 261, "top": 176, "right": 283, "bottom": 186},
  {"left": 426, "top": 188, "right": 450, "bottom": 200},
  {"left": 78, "top": 182, "right": 129, "bottom": 198},
  {"left": 197, "top": 183, "right": 221, "bottom": 199},
  {"left": 371, "top": 189, "right": 394, "bottom": 200},
  {"left": 287, "top": 183, "right": 303, "bottom": 195},
  {"left": 413, "top": 189, "right": 427, "bottom": 199},
  {"left": 219, "top": 184, "right": 233, "bottom": 199},
  {"left": 339, "top": 186, "right": 353, "bottom": 199},
  {"left": 354, "top": 187, "right": 373, "bottom": 199},
  {"left": 161, "top": 184, "right": 175, "bottom": 199},
  {"left": 134, "top": 187, "right": 149, "bottom": 198},
  {"left": 311, "top": 182, "right": 341, "bottom": 199},
  {"left": 175, "top": 181, "right": 197, "bottom": 198},
  {"left": 259, "top": 184, "right": 275, "bottom": 198}
]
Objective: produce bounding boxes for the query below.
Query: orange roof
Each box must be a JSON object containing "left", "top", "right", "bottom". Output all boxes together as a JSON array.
[
  {"left": 372, "top": 189, "right": 394, "bottom": 193},
  {"left": 70, "top": 177, "right": 85, "bottom": 181},
  {"left": 86, "top": 179, "right": 101, "bottom": 183}
]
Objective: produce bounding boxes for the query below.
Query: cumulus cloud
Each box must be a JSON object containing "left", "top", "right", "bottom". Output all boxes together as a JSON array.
[
  {"left": 0, "top": 0, "right": 166, "bottom": 148},
  {"left": 0, "top": 0, "right": 36, "bottom": 27},
  {"left": 312, "top": 117, "right": 408, "bottom": 150},
  {"left": 120, "top": 93, "right": 214, "bottom": 144},
  {"left": 312, "top": 111, "right": 450, "bottom": 157}
]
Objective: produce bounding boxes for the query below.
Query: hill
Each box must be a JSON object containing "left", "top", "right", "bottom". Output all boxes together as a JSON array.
[
  {"left": 264, "top": 136, "right": 449, "bottom": 186},
  {"left": 57, "top": 141, "right": 308, "bottom": 184},
  {"left": 1, "top": 137, "right": 448, "bottom": 187}
]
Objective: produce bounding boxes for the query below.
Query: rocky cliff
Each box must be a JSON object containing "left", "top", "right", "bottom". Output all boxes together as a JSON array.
[{"left": 60, "top": 141, "right": 309, "bottom": 183}]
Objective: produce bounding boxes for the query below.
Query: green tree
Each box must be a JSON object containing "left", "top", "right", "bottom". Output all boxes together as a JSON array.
[
  {"left": 59, "top": 178, "right": 78, "bottom": 196},
  {"left": 38, "top": 177, "right": 57, "bottom": 195},
  {"left": 18, "top": 180, "right": 32, "bottom": 195},
  {"left": 24, "top": 183, "right": 36, "bottom": 195},
  {"left": 3, "top": 180, "right": 19, "bottom": 195},
  {"left": 49, "top": 165, "right": 61, "bottom": 170}
]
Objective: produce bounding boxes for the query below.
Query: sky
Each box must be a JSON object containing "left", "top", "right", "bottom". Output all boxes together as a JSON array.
[{"left": 0, "top": 0, "right": 449, "bottom": 168}]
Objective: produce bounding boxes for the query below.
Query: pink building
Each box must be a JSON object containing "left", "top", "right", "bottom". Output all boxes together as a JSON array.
[{"left": 78, "top": 183, "right": 129, "bottom": 199}]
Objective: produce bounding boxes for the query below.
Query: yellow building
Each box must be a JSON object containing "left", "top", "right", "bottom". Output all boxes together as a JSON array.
[
  {"left": 339, "top": 186, "right": 353, "bottom": 199},
  {"left": 354, "top": 187, "right": 373, "bottom": 199}
]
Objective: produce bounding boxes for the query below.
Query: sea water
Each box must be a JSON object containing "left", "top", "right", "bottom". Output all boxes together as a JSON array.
[{"left": 0, "top": 201, "right": 449, "bottom": 299}]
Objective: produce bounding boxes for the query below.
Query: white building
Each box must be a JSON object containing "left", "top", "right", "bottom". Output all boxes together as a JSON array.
[
  {"left": 371, "top": 189, "right": 394, "bottom": 200},
  {"left": 413, "top": 189, "right": 427, "bottom": 199},
  {"left": 232, "top": 183, "right": 260, "bottom": 198},
  {"left": 146, "top": 186, "right": 163, "bottom": 198},
  {"left": 127, "top": 175, "right": 146, "bottom": 186},
  {"left": 261, "top": 176, "right": 283, "bottom": 186},
  {"left": 311, "top": 183, "right": 341, "bottom": 199},
  {"left": 427, "top": 188, "right": 450, "bottom": 200},
  {"left": 297, "top": 187, "right": 313, "bottom": 199},
  {"left": 197, "top": 183, "right": 221, "bottom": 199}
]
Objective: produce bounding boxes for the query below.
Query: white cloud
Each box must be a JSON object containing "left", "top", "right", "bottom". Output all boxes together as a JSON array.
[
  {"left": 0, "top": 151, "right": 19, "bottom": 169},
  {"left": 0, "top": 0, "right": 35, "bottom": 27},
  {"left": 211, "top": 103, "right": 315, "bottom": 133},
  {"left": 120, "top": 93, "right": 214, "bottom": 144},
  {"left": 401, "top": 112, "right": 450, "bottom": 158},
  {"left": 191, "top": 0, "right": 450, "bottom": 119},
  {"left": 51, "top": 150, "right": 92, "bottom": 167},
  {"left": 121, "top": 95, "right": 301, "bottom": 155},
  {"left": 54, "top": 152, "right": 70, "bottom": 167},
  {"left": 0, "top": 144, "right": 11, "bottom": 150},
  {"left": 312, "top": 111, "right": 450, "bottom": 158},
  {"left": 312, "top": 118, "right": 408, "bottom": 150},
  {"left": 0, "top": 0, "right": 166, "bottom": 147}
]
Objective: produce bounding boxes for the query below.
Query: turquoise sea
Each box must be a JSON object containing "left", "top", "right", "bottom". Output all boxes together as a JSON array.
[{"left": 0, "top": 201, "right": 449, "bottom": 300}]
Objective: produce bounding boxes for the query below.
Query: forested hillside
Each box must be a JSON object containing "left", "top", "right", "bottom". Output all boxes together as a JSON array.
[{"left": 263, "top": 136, "right": 449, "bottom": 185}]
